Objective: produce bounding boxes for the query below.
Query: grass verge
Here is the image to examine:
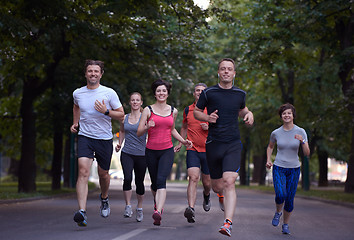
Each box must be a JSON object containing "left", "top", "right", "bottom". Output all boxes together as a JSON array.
[
  {"left": 237, "top": 184, "right": 354, "bottom": 205},
  {"left": 0, "top": 182, "right": 96, "bottom": 200}
]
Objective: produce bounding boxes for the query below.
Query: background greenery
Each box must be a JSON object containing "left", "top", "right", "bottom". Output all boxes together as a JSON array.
[{"left": 0, "top": 0, "right": 353, "bottom": 195}]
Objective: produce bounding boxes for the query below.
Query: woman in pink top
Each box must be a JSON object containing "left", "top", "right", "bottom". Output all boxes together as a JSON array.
[{"left": 137, "top": 79, "right": 192, "bottom": 226}]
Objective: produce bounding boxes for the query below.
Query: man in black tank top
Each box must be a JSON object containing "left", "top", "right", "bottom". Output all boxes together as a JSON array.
[{"left": 194, "top": 58, "right": 254, "bottom": 237}]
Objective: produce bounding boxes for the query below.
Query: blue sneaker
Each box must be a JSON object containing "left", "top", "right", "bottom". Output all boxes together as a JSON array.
[
  {"left": 282, "top": 224, "right": 290, "bottom": 234},
  {"left": 272, "top": 212, "right": 282, "bottom": 226},
  {"left": 74, "top": 210, "right": 87, "bottom": 227}
]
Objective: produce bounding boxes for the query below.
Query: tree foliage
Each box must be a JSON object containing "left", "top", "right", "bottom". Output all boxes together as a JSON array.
[
  {"left": 202, "top": 0, "right": 353, "bottom": 190},
  {"left": 0, "top": 0, "right": 352, "bottom": 193},
  {"left": 0, "top": 0, "right": 211, "bottom": 192}
]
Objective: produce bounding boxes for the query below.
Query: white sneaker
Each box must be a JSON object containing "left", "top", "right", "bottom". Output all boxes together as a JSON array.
[
  {"left": 124, "top": 205, "right": 133, "bottom": 218},
  {"left": 136, "top": 208, "right": 143, "bottom": 222}
]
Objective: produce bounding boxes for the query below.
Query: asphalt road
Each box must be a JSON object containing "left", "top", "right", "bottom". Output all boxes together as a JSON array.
[{"left": 1, "top": 180, "right": 353, "bottom": 240}]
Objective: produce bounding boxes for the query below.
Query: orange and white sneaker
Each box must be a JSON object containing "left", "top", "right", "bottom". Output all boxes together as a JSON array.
[
  {"left": 217, "top": 193, "right": 224, "bottom": 211},
  {"left": 219, "top": 218, "right": 232, "bottom": 237}
]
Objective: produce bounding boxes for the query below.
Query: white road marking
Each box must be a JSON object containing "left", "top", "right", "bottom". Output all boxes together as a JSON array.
[{"left": 112, "top": 229, "right": 147, "bottom": 240}]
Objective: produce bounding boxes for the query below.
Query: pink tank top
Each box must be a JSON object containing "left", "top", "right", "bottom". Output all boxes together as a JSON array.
[{"left": 146, "top": 106, "right": 174, "bottom": 150}]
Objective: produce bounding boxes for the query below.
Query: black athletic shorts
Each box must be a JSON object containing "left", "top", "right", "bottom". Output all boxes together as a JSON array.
[
  {"left": 186, "top": 150, "right": 210, "bottom": 175},
  {"left": 77, "top": 135, "right": 113, "bottom": 171},
  {"left": 205, "top": 139, "right": 242, "bottom": 179}
]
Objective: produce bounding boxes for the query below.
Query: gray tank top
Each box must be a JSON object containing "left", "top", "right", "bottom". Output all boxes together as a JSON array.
[{"left": 122, "top": 113, "right": 147, "bottom": 156}]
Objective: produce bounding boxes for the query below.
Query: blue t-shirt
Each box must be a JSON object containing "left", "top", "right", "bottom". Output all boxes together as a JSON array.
[
  {"left": 196, "top": 84, "right": 246, "bottom": 142},
  {"left": 270, "top": 125, "right": 308, "bottom": 168}
]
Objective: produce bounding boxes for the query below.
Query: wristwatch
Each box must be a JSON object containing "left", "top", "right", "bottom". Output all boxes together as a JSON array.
[
  {"left": 301, "top": 139, "right": 306, "bottom": 144},
  {"left": 104, "top": 109, "right": 110, "bottom": 115}
]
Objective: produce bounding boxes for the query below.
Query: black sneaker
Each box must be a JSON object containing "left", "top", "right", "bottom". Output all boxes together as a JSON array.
[
  {"left": 203, "top": 192, "right": 211, "bottom": 212},
  {"left": 184, "top": 206, "right": 195, "bottom": 223},
  {"left": 73, "top": 210, "right": 87, "bottom": 227},
  {"left": 100, "top": 194, "right": 110, "bottom": 218}
]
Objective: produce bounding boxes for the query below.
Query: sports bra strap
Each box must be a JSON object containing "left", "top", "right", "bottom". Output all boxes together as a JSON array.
[{"left": 148, "top": 105, "right": 174, "bottom": 116}]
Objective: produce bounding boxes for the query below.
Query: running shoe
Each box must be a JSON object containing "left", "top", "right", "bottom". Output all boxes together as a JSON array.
[
  {"left": 272, "top": 212, "right": 282, "bottom": 226},
  {"left": 282, "top": 224, "right": 290, "bottom": 234},
  {"left": 136, "top": 208, "right": 143, "bottom": 222},
  {"left": 203, "top": 192, "right": 211, "bottom": 212},
  {"left": 124, "top": 205, "right": 133, "bottom": 218},
  {"left": 73, "top": 210, "right": 87, "bottom": 227},
  {"left": 217, "top": 193, "right": 224, "bottom": 211},
  {"left": 152, "top": 210, "right": 162, "bottom": 226},
  {"left": 219, "top": 218, "right": 232, "bottom": 237},
  {"left": 184, "top": 206, "right": 195, "bottom": 223},
  {"left": 100, "top": 194, "right": 110, "bottom": 218}
]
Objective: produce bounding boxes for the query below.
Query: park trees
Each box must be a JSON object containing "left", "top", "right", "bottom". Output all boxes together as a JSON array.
[
  {"left": 0, "top": 0, "right": 352, "bottom": 194},
  {"left": 0, "top": 0, "right": 210, "bottom": 192},
  {"left": 202, "top": 0, "right": 353, "bottom": 191}
]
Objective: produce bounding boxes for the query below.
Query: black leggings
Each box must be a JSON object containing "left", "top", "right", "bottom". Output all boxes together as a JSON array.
[
  {"left": 145, "top": 147, "right": 174, "bottom": 191},
  {"left": 120, "top": 152, "right": 147, "bottom": 195}
]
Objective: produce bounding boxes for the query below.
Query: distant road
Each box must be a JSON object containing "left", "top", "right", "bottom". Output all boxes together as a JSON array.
[{"left": 1, "top": 180, "right": 353, "bottom": 240}]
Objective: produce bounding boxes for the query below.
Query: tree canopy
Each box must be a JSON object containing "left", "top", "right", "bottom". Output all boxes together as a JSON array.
[{"left": 0, "top": 0, "right": 353, "bottom": 193}]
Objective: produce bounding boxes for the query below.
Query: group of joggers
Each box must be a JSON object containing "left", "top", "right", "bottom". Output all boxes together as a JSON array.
[{"left": 70, "top": 58, "right": 310, "bottom": 237}]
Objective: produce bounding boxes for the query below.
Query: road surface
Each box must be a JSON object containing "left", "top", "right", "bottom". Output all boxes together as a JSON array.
[{"left": 1, "top": 180, "right": 353, "bottom": 240}]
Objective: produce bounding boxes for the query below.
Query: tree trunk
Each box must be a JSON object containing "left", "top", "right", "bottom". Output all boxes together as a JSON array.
[
  {"left": 63, "top": 136, "right": 71, "bottom": 188},
  {"left": 335, "top": 13, "right": 354, "bottom": 193},
  {"left": 345, "top": 127, "right": 354, "bottom": 193},
  {"left": 252, "top": 155, "right": 263, "bottom": 184},
  {"left": 51, "top": 127, "right": 63, "bottom": 190},
  {"left": 18, "top": 86, "right": 37, "bottom": 193},
  {"left": 239, "top": 137, "right": 248, "bottom": 185},
  {"left": 277, "top": 69, "right": 295, "bottom": 105},
  {"left": 259, "top": 152, "right": 267, "bottom": 185},
  {"left": 175, "top": 158, "right": 182, "bottom": 181},
  {"left": 317, "top": 146, "right": 328, "bottom": 187}
]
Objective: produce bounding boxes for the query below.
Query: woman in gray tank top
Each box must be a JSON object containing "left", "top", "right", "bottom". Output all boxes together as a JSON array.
[{"left": 116, "top": 92, "right": 147, "bottom": 222}]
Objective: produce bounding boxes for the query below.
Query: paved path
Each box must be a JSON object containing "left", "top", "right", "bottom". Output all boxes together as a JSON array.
[{"left": 0, "top": 180, "right": 353, "bottom": 240}]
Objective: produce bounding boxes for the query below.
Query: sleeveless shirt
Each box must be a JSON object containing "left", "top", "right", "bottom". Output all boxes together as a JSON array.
[
  {"left": 122, "top": 113, "right": 147, "bottom": 156},
  {"left": 146, "top": 106, "right": 174, "bottom": 150}
]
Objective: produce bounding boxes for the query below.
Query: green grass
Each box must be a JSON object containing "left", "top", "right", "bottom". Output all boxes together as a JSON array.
[
  {"left": 0, "top": 182, "right": 96, "bottom": 200},
  {"left": 237, "top": 184, "right": 354, "bottom": 204},
  {"left": 1, "top": 180, "right": 354, "bottom": 205}
]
